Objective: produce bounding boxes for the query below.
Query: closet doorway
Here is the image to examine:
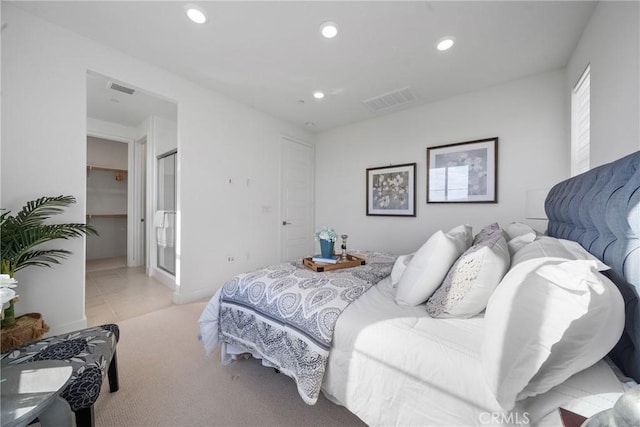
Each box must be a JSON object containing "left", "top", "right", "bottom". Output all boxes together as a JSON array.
[{"left": 86, "top": 137, "right": 131, "bottom": 271}]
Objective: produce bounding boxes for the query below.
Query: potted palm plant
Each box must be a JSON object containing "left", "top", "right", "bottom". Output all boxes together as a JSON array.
[{"left": 0, "top": 195, "right": 97, "bottom": 328}]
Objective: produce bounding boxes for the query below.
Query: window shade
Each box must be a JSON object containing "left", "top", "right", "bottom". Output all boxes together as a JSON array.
[{"left": 571, "top": 65, "right": 590, "bottom": 176}]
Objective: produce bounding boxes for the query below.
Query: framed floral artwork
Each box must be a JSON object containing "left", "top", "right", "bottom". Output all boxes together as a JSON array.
[
  {"left": 426, "top": 137, "right": 498, "bottom": 203},
  {"left": 366, "top": 163, "right": 416, "bottom": 216}
]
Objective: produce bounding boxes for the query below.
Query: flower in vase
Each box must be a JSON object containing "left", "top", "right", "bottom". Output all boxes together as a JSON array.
[{"left": 314, "top": 227, "right": 337, "bottom": 242}]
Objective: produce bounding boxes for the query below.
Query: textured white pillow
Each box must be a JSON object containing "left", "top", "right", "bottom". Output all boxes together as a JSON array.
[
  {"left": 390, "top": 253, "right": 414, "bottom": 287},
  {"left": 395, "top": 225, "right": 472, "bottom": 306},
  {"left": 482, "top": 259, "right": 624, "bottom": 410},
  {"left": 426, "top": 234, "right": 510, "bottom": 318}
]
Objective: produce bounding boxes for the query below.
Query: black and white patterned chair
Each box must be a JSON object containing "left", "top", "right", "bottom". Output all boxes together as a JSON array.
[{"left": 1, "top": 324, "right": 120, "bottom": 427}]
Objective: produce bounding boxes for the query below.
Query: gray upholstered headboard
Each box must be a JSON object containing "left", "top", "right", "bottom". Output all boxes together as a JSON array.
[{"left": 545, "top": 150, "right": 640, "bottom": 382}]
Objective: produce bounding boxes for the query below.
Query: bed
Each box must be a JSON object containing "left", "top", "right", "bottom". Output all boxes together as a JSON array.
[{"left": 199, "top": 150, "right": 639, "bottom": 426}]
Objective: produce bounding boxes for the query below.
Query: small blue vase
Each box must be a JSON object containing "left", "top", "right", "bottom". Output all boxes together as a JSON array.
[{"left": 320, "top": 239, "right": 334, "bottom": 258}]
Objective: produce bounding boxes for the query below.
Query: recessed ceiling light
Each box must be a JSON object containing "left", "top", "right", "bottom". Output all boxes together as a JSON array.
[
  {"left": 305, "top": 122, "right": 316, "bottom": 127},
  {"left": 320, "top": 21, "right": 339, "bottom": 39},
  {"left": 313, "top": 91, "right": 325, "bottom": 100},
  {"left": 436, "top": 37, "right": 455, "bottom": 51},
  {"left": 185, "top": 5, "right": 207, "bottom": 24}
]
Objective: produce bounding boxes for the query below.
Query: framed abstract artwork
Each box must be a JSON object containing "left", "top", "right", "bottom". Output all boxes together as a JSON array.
[
  {"left": 366, "top": 163, "right": 416, "bottom": 216},
  {"left": 426, "top": 137, "right": 498, "bottom": 203}
]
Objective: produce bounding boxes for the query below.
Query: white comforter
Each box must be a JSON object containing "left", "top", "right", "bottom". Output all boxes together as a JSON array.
[
  {"left": 323, "top": 276, "right": 506, "bottom": 425},
  {"left": 321, "top": 276, "right": 627, "bottom": 426}
]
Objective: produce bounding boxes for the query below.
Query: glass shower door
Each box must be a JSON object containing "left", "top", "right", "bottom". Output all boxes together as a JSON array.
[{"left": 157, "top": 150, "right": 176, "bottom": 275}]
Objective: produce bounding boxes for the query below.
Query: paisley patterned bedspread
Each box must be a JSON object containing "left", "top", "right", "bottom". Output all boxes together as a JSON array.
[{"left": 213, "top": 251, "right": 394, "bottom": 404}]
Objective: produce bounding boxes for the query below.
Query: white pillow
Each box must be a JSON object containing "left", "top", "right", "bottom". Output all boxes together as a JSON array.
[
  {"left": 504, "top": 222, "right": 537, "bottom": 240},
  {"left": 395, "top": 225, "right": 472, "bottom": 306},
  {"left": 482, "top": 259, "right": 624, "bottom": 410},
  {"left": 390, "top": 253, "right": 414, "bottom": 287},
  {"left": 507, "top": 232, "right": 536, "bottom": 256},
  {"left": 426, "top": 234, "right": 510, "bottom": 318},
  {"left": 512, "top": 236, "right": 609, "bottom": 269}
]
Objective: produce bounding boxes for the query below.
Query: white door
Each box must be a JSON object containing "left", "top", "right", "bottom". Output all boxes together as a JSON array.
[
  {"left": 281, "top": 137, "right": 314, "bottom": 261},
  {"left": 128, "top": 138, "right": 146, "bottom": 267}
]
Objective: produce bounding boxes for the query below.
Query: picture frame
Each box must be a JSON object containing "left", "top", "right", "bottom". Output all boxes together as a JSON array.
[
  {"left": 426, "top": 137, "right": 498, "bottom": 203},
  {"left": 366, "top": 163, "right": 416, "bottom": 216}
]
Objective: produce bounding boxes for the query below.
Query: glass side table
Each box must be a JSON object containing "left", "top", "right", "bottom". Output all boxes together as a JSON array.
[{"left": 1, "top": 360, "right": 73, "bottom": 427}]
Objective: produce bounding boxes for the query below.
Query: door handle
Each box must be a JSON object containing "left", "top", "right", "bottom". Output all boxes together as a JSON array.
[{"left": 282, "top": 221, "right": 292, "bottom": 225}]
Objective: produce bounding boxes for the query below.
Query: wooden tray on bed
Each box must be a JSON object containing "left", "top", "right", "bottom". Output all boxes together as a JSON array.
[{"left": 303, "top": 254, "right": 366, "bottom": 272}]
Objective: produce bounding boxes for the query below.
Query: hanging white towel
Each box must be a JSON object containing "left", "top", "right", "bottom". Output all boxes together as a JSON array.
[
  {"left": 157, "top": 228, "right": 167, "bottom": 248},
  {"left": 156, "top": 211, "right": 175, "bottom": 248},
  {"left": 164, "top": 212, "right": 175, "bottom": 248},
  {"left": 153, "top": 211, "right": 166, "bottom": 228}
]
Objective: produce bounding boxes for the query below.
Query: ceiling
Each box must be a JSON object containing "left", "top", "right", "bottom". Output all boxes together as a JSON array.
[
  {"left": 9, "top": 1, "right": 597, "bottom": 132},
  {"left": 87, "top": 71, "right": 178, "bottom": 127}
]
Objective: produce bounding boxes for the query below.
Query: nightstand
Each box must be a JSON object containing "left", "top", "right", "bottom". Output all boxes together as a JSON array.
[{"left": 559, "top": 407, "right": 587, "bottom": 427}]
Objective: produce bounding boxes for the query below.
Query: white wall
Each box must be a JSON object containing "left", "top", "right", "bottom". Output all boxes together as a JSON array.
[
  {"left": 88, "top": 117, "right": 138, "bottom": 143},
  {"left": 2, "top": 7, "right": 90, "bottom": 333},
  {"left": 87, "top": 136, "right": 128, "bottom": 170},
  {"left": 176, "top": 102, "right": 312, "bottom": 302},
  {"left": 567, "top": 1, "right": 640, "bottom": 167},
  {"left": 1, "top": 4, "right": 311, "bottom": 332},
  {"left": 315, "top": 70, "right": 568, "bottom": 255},
  {"left": 154, "top": 116, "right": 177, "bottom": 155}
]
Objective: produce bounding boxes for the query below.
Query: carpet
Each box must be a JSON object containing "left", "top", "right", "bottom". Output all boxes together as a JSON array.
[{"left": 94, "top": 302, "right": 365, "bottom": 427}]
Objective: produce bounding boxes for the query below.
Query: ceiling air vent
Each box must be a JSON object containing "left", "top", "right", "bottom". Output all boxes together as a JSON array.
[
  {"left": 362, "top": 87, "right": 416, "bottom": 112},
  {"left": 108, "top": 81, "right": 136, "bottom": 95}
]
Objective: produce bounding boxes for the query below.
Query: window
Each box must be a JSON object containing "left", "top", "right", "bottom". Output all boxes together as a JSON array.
[{"left": 571, "top": 65, "right": 590, "bottom": 176}]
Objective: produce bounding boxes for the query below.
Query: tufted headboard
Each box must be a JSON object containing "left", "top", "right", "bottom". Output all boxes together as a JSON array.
[{"left": 545, "top": 150, "right": 640, "bottom": 382}]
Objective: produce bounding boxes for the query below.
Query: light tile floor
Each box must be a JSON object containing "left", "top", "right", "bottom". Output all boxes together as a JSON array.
[
  {"left": 86, "top": 256, "right": 127, "bottom": 273},
  {"left": 85, "top": 259, "right": 174, "bottom": 327}
]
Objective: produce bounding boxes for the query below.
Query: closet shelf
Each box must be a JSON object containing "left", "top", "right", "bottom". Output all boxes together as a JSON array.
[
  {"left": 87, "top": 165, "right": 127, "bottom": 181},
  {"left": 86, "top": 214, "right": 127, "bottom": 220}
]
